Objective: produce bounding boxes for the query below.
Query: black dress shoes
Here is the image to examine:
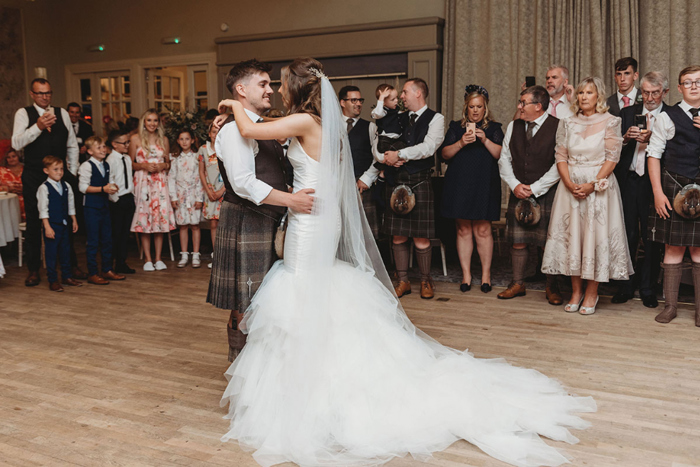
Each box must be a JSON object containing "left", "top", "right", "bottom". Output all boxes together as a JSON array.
[
  {"left": 460, "top": 283, "right": 471, "bottom": 292},
  {"left": 641, "top": 294, "right": 659, "bottom": 308},
  {"left": 611, "top": 292, "right": 633, "bottom": 304},
  {"left": 115, "top": 264, "right": 136, "bottom": 274},
  {"left": 480, "top": 283, "right": 492, "bottom": 293}
]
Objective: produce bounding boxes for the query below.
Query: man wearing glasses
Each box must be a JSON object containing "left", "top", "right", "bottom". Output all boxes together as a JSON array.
[
  {"left": 338, "top": 86, "right": 380, "bottom": 238},
  {"left": 497, "top": 85, "right": 562, "bottom": 304},
  {"left": 106, "top": 130, "right": 136, "bottom": 274},
  {"left": 611, "top": 71, "right": 669, "bottom": 308},
  {"left": 647, "top": 65, "right": 700, "bottom": 326},
  {"left": 12, "top": 78, "right": 81, "bottom": 287}
]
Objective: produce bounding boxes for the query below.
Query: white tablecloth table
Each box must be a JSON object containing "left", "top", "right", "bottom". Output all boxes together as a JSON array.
[{"left": 0, "top": 192, "right": 21, "bottom": 247}]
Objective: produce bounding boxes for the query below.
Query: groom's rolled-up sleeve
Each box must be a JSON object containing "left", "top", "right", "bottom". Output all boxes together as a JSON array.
[{"left": 215, "top": 122, "right": 273, "bottom": 205}]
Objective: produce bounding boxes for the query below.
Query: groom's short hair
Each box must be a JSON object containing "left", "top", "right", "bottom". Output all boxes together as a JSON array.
[{"left": 226, "top": 59, "right": 273, "bottom": 95}]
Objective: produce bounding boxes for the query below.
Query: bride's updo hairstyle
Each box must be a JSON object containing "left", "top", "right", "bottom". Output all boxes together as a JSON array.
[{"left": 280, "top": 57, "right": 323, "bottom": 122}]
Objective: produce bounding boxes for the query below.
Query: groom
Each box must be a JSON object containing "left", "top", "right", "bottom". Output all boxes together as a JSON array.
[{"left": 208, "top": 59, "right": 314, "bottom": 361}]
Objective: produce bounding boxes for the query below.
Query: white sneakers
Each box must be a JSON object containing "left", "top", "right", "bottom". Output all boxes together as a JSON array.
[
  {"left": 143, "top": 261, "right": 155, "bottom": 272},
  {"left": 192, "top": 252, "right": 201, "bottom": 268},
  {"left": 178, "top": 252, "right": 189, "bottom": 268},
  {"left": 146, "top": 254, "right": 204, "bottom": 271},
  {"left": 155, "top": 261, "right": 167, "bottom": 271}
]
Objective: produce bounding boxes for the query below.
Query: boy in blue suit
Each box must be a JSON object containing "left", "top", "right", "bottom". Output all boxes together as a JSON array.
[{"left": 78, "top": 136, "right": 125, "bottom": 285}]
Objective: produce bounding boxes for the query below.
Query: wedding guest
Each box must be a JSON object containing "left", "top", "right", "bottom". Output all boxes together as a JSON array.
[
  {"left": 372, "top": 84, "right": 405, "bottom": 153},
  {"left": 78, "top": 136, "right": 125, "bottom": 285},
  {"left": 381, "top": 78, "right": 445, "bottom": 299},
  {"left": 124, "top": 117, "right": 140, "bottom": 137},
  {"left": 647, "top": 65, "right": 700, "bottom": 326},
  {"left": 67, "top": 102, "right": 94, "bottom": 162},
  {"left": 542, "top": 77, "right": 632, "bottom": 315},
  {"left": 498, "top": 85, "right": 562, "bottom": 305},
  {"left": 339, "top": 85, "right": 380, "bottom": 238},
  {"left": 611, "top": 71, "right": 669, "bottom": 307},
  {"left": 129, "top": 109, "right": 176, "bottom": 271},
  {"left": 199, "top": 123, "right": 224, "bottom": 269},
  {"left": 0, "top": 148, "right": 25, "bottom": 220},
  {"left": 106, "top": 129, "right": 136, "bottom": 274},
  {"left": 440, "top": 85, "right": 503, "bottom": 293},
  {"left": 606, "top": 57, "right": 640, "bottom": 117},
  {"left": 546, "top": 65, "right": 574, "bottom": 119},
  {"left": 11, "top": 78, "right": 86, "bottom": 286}
]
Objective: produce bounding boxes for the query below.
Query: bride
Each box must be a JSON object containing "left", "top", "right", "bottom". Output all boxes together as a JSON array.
[{"left": 217, "top": 57, "right": 596, "bottom": 467}]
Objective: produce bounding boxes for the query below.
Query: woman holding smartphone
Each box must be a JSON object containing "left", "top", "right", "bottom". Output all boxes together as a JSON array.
[{"left": 440, "top": 85, "right": 503, "bottom": 293}]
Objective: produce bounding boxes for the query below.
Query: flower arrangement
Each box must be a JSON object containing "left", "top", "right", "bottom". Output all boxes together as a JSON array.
[{"left": 163, "top": 107, "right": 209, "bottom": 146}]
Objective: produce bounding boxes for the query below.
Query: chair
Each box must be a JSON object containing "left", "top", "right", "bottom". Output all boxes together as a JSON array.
[
  {"left": 18, "top": 222, "right": 25, "bottom": 267},
  {"left": 408, "top": 238, "right": 448, "bottom": 276}
]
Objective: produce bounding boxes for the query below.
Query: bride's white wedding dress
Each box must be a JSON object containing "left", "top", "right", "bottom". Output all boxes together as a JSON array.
[{"left": 221, "top": 137, "right": 596, "bottom": 467}]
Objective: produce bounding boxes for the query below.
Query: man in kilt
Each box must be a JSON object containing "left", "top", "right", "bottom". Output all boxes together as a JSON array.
[
  {"left": 208, "top": 60, "right": 314, "bottom": 361},
  {"left": 498, "top": 85, "right": 563, "bottom": 305},
  {"left": 339, "top": 85, "right": 381, "bottom": 238},
  {"left": 381, "top": 78, "right": 445, "bottom": 299},
  {"left": 647, "top": 65, "right": 700, "bottom": 326}
]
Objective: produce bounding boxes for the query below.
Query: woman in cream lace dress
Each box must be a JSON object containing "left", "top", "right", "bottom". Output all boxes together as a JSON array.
[{"left": 542, "top": 77, "right": 633, "bottom": 315}]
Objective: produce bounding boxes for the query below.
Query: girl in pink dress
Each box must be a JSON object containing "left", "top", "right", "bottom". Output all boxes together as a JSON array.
[{"left": 129, "top": 109, "right": 176, "bottom": 271}]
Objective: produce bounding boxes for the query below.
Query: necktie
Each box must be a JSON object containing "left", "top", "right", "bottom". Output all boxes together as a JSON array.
[
  {"left": 550, "top": 100, "right": 559, "bottom": 117},
  {"left": 346, "top": 118, "right": 354, "bottom": 134},
  {"left": 122, "top": 157, "right": 129, "bottom": 190},
  {"left": 74, "top": 123, "right": 79, "bottom": 135},
  {"left": 526, "top": 121, "right": 536, "bottom": 141},
  {"left": 634, "top": 114, "right": 653, "bottom": 176},
  {"left": 690, "top": 108, "right": 700, "bottom": 118},
  {"left": 409, "top": 113, "right": 418, "bottom": 127},
  {"left": 622, "top": 96, "right": 631, "bottom": 108}
]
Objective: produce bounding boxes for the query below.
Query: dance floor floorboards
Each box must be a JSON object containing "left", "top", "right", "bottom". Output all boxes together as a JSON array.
[{"left": 1, "top": 258, "right": 699, "bottom": 467}]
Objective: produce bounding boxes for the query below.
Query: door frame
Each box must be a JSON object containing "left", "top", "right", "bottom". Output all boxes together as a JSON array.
[{"left": 65, "top": 52, "right": 217, "bottom": 134}]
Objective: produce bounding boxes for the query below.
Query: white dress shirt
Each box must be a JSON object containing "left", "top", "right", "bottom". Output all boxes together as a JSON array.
[
  {"left": 498, "top": 112, "right": 561, "bottom": 198},
  {"left": 106, "top": 149, "right": 134, "bottom": 202},
  {"left": 37, "top": 178, "right": 76, "bottom": 223},
  {"left": 548, "top": 95, "right": 574, "bottom": 119},
  {"left": 78, "top": 157, "right": 107, "bottom": 194},
  {"left": 373, "top": 105, "right": 445, "bottom": 164},
  {"left": 12, "top": 104, "right": 80, "bottom": 175},
  {"left": 617, "top": 87, "right": 639, "bottom": 110},
  {"left": 647, "top": 101, "right": 697, "bottom": 159},
  {"left": 628, "top": 104, "right": 662, "bottom": 171},
  {"left": 343, "top": 115, "right": 380, "bottom": 187},
  {"left": 215, "top": 108, "right": 274, "bottom": 205}
]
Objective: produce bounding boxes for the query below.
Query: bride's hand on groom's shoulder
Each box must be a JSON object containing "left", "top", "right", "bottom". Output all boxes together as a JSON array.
[
  {"left": 213, "top": 114, "right": 229, "bottom": 131},
  {"left": 217, "top": 99, "right": 238, "bottom": 114}
]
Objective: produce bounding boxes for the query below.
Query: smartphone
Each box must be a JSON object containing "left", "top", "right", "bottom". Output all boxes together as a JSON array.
[
  {"left": 45, "top": 106, "right": 54, "bottom": 117},
  {"left": 525, "top": 76, "right": 536, "bottom": 87},
  {"left": 465, "top": 122, "right": 476, "bottom": 135},
  {"left": 634, "top": 114, "right": 646, "bottom": 130}
]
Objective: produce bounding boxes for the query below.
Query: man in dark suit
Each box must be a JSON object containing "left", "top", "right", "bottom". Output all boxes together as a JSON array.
[
  {"left": 611, "top": 71, "right": 669, "bottom": 307},
  {"left": 607, "top": 57, "right": 641, "bottom": 117},
  {"left": 67, "top": 103, "right": 94, "bottom": 163}
]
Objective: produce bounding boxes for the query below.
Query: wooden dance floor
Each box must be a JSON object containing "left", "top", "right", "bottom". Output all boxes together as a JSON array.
[{"left": 1, "top": 260, "right": 699, "bottom": 467}]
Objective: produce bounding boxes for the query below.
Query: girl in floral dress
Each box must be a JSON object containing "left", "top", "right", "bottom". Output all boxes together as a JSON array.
[
  {"left": 129, "top": 109, "right": 176, "bottom": 271},
  {"left": 198, "top": 123, "right": 224, "bottom": 268},
  {"left": 169, "top": 129, "right": 203, "bottom": 268}
]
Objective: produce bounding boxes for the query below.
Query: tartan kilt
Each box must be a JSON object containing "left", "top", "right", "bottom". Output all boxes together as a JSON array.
[
  {"left": 505, "top": 186, "right": 557, "bottom": 247},
  {"left": 206, "top": 200, "right": 279, "bottom": 311},
  {"left": 360, "top": 187, "right": 380, "bottom": 239},
  {"left": 648, "top": 170, "right": 700, "bottom": 247},
  {"left": 382, "top": 169, "right": 435, "bottom": 238}
]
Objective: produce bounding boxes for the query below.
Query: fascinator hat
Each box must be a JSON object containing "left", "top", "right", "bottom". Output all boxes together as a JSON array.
[{"left": 464, "top": 84, "right": 489, "bottom": 101}]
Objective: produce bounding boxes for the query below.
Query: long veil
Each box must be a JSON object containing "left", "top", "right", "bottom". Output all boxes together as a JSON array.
[{"left": 310, "top": 72, "right": 446, "bottom": 354}]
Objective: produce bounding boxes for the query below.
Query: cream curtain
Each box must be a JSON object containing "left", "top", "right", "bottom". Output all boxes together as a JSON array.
[{"left": 445, "top": 0, "right": 686, "bottom": 124}]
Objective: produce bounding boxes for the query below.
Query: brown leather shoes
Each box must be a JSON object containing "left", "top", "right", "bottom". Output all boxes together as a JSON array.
[
  {"left": 420, "top": 280, "right": 434, "bottom": 299},
  {"left": 88, "top": 274, "right": 109, "bottom": 285},
  {"left": 655, "top": 306, "right": 677, "bottom": 324},
  {"left": 497, "top": 282, "right": 526, "bottom": 300},
  {"left": 72, "top": 267, "right": 88, "bottom": 280},
  {"left": 395, "top": 281, "right": 411, "bottom": 298},
  {"left": 25, "top": 271, "right": 40, "bottom": 287},
  {"left": 62, "top": 277, "right": 83, "bottom": 287},
  {"left": 546, "top": 286, "right": 563, "bottom": 305},
  {"left": 49, "top": 281, "right": 64, "bottom": 292},
  {"left": 102, "top": 270, "right": 126, "bottom": 281}
]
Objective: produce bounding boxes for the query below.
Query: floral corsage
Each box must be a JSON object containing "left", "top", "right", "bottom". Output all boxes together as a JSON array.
[{"left": 592, "top": 178, "right": 609, "bottom": 192}]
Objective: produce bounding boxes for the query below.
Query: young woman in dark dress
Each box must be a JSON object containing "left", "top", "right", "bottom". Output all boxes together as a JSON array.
[{"left": 440, "top": 85, "right": 504, "bottom": 293}]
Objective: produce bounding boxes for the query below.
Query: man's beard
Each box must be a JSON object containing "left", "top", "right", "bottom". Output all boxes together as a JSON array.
[{"left": 548, "top": 84, "right": 564, "bottom": 97}]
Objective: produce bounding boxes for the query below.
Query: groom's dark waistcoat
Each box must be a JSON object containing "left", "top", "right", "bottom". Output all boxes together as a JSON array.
[
  {"left": 218, "top": 121, "right": 288, "bottom": 220},
  {"left": 510, "top": 115, "right": 559, "bottom": 185}
]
